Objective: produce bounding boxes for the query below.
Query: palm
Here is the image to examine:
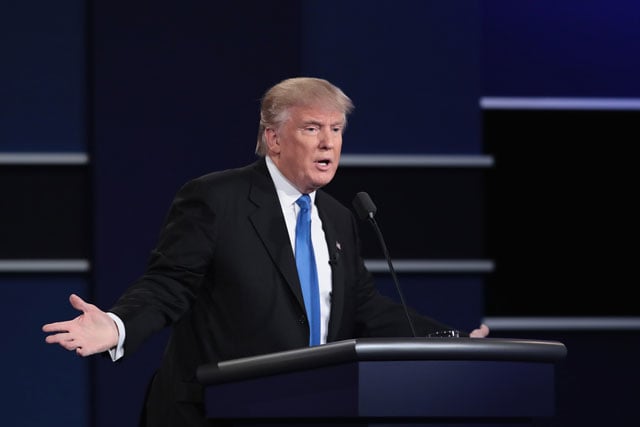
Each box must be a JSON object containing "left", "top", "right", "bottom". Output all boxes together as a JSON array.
[{"left": 42, "top": 294, "right": 119, "bottom": 357}]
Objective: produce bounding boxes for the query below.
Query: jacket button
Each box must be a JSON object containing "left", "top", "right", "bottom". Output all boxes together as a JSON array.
[{"left": 298, "top": 315, "right": 307, "bottom": 325}]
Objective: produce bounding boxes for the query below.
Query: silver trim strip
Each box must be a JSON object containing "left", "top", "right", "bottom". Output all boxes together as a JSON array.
[
  {"left": 365, "top": 259, "right": 495, "bottom": 273},
  {"left": 483, "top": 316, "right": 640, "bottom": 331},
  {"left": 0, "top": 259, "right": 90, "bottom": 273},
  {"left": 340, "top": 154, "right": 494, "bottom": 168},
  {"left": 480, "top": 97, "right": 640, "bottom": 111},
  {"left": 0, "top": 152, "right": 89, "bottom": 165}
]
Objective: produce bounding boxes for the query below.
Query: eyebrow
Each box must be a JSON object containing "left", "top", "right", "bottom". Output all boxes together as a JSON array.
[{"left": 302, "top": 119, "right": 345, "bottom": 127}]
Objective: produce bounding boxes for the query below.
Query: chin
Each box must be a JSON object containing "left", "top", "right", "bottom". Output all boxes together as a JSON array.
[{"left": 316, "top": 175, "right": 335, "bottom": 188}]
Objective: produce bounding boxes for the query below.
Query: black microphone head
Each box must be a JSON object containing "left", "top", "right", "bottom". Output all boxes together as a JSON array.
[{"left": 352, "top": 191, "right": 377, "bottom": 221}]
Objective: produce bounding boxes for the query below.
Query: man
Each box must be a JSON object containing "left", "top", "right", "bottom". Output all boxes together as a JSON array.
[{"left": 43, "top": 77, "right": 489, "bottom": 426}]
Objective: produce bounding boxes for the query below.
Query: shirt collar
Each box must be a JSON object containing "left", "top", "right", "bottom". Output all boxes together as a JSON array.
[{"left": 265, "top": 155, "right": 316, "bottom": 208}]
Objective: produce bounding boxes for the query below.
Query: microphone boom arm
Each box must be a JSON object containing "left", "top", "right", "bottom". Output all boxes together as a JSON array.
[
  {"left": 353, "top": 192, "right": 417, "bottom": 338},
  {"left": 366, "top": 215, "right": 418, "bottom": 338}
]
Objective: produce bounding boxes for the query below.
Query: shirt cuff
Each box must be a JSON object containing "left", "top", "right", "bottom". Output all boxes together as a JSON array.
[{"left": 106, "top": 312, "right": 126, "bottom": 362}]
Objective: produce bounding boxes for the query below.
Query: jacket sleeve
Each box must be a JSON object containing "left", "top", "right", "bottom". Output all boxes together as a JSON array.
[{"left": 109, "top": 177, "right": 218, "bottom": 355}]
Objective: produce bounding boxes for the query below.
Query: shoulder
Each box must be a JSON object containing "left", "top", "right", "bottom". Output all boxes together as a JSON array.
[
  {"left": 316, "top": 190, "right": 349, "bottom": 214},
  {"left": 316, "top": 190, "right": 356, "bottom": 227},
  {"left": 192, "top": 159, "right": 265, "bottom": 186},
  {"left": 178, "top": 159, "right": 268, "bottom": 198}
]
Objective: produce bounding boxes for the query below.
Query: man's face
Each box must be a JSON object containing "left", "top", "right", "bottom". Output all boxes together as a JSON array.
[{"left": 267, "top": 105, "right": 345, "bottom": 194}]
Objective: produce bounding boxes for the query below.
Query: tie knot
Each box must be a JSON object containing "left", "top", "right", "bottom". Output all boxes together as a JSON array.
[{"left": 296, "top": 194, "right": 311, "bottom": 211}]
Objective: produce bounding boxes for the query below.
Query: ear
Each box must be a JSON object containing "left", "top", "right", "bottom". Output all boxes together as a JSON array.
[{"left": 265, "top": 127, "right": 281, "bottom": 154}]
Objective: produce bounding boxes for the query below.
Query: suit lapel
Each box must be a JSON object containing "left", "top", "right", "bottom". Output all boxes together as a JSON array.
[{"left": 246, "top": 160, "right": 306, "bottom": 312}]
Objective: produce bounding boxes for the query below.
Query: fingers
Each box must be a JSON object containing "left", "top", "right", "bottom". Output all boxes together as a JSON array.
[
  {"left": 63, "top": 340, "right": 89, "bottom": 356},
  {"left": 45, "top": 331, "right": 72, "bottom": 344},
  {"left": 42, "top": 294, "right": 100, "bottom": 357},
  {"left": 46, "top": 332, "right": 81, "bottom": 352},
  {"left": 44, "top": 330, "right": 90, "bottom": 356},
  {"left": 60, "top": 339, "right": 79, "bottom": 352},
  {"left": 42, "top": 318, "right": 78, "bottom": 333},
  {"left": 42, "top": 294, "right": 87, "bottom": 333},
  {"left": 69, "top": 293, "right": 89, "bottom": 312},
  {"left": 469, "top": 323, "right": 490, "bottom": 338},
  {"left": 76, "top": 347, "right": 91, "bottom": 357},
  {"left": 44, "top": 329, "right": 80, "bottom": 350},
  {"left": 480, "top": 323, "right": 490, "bottom": 336}
]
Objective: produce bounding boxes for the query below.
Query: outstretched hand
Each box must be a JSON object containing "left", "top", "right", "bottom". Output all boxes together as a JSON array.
[
  {"left": 469, "top": 323, "right": 490, "bottom": 338},
  {"left": 42, "top": 294, "right": 119, "bottom": 357}
]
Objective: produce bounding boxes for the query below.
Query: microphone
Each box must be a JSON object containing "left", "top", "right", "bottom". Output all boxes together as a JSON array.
[{"left": 352, "top": 192, "right": 417, "bottom": 337}]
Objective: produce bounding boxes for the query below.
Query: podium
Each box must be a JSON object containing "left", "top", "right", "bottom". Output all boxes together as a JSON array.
[{"left": 197, "top": 337, "right": 567, "bottom": 426}]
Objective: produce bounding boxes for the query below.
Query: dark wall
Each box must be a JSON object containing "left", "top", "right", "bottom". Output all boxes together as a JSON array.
[
  {"left": 300, "top": 1, "right": 482, "bottom": 154},
  {"left": 482, "top": 0, "right": 640, "bottom": 97},
  {"left": 482, "top": 1, "right": 640, "bottom": 425},
  {"left": 0, "top": 1, "right": 86, "bottom": 151},
  {"left": 1, "top": 0, "right": 91, "bottom": 425},
  {"left": 482, "top": 1, "right": 640, "bottom": 316}
]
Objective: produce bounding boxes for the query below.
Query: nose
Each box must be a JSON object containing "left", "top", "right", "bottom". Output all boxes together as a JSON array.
[{"left": 319, "top": 128, "right": 338, "bottom": 148}]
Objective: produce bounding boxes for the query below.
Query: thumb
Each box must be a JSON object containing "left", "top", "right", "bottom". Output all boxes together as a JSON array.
[{"left": 69, "top": 293, "right": 90, "bottom": 313}]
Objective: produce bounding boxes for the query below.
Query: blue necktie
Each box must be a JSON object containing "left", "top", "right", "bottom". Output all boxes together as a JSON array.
[{"left": 295, "top": 194, "right": 321, "bottom": 346}]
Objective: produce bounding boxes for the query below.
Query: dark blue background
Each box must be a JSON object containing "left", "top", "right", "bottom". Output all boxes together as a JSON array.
[{"left": 3, "top": 1, "right": 639, "bottom": 426}]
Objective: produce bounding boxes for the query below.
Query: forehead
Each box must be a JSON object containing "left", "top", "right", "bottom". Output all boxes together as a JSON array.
[{"left": 289, "top": 105, "right": 345, "bottom": 124}]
